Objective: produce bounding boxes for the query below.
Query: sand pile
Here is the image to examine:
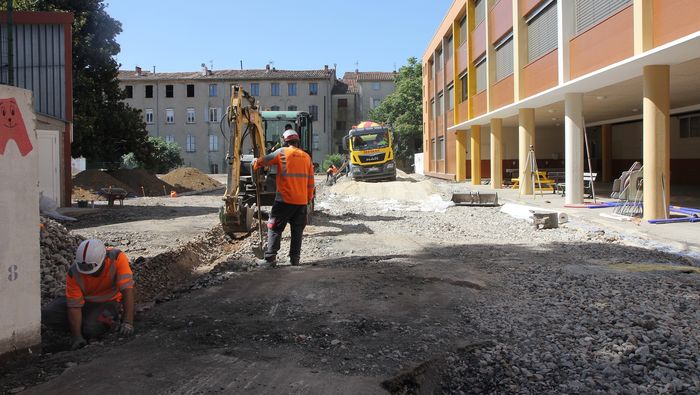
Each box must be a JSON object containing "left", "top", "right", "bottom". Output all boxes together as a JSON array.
[
  {"left": 330, "top": 179, "right": 440, "bottom": 202},
  {"left": 109, "top": 169, "right": 182, "bottom": 196},
  {"left": 72, "top": 170, "right": 135, "bottom": 200},
  {"left": 160, "top": 167, "right": 223, "bottom": 192}
]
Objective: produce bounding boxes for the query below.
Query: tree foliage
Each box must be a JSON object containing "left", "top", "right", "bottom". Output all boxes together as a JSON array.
[
  {"left": 9, "top": 0, "right": 151, "bottom": 167},
  {"left": 321, "top": 153, "right": 343, "bottom": 172},
  {"left": 140, "top": 137, "right": 184, "bottom": 174},
  {"left": 369, "top": 57, "right": 423, "bottom": 170}
]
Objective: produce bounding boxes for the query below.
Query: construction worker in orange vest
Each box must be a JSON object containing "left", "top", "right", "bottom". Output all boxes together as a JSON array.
[
  {"left": 326, "top": 164, "right": 338, "bottom": 182},
  {"left": 41, "top": 239, "right": 136, "bottom": 350},
  {"left": 253, "top": 129, "right": 315, "bottom": 266}
]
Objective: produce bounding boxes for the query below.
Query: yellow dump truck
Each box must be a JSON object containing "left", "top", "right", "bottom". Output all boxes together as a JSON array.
[{"left": 342, "top": 121, "right": 396, "bottom": 181}]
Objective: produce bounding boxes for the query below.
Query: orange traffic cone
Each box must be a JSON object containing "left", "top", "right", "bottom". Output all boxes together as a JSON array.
[{"left": 170, "top": 190, "right": 178, "bottom": 198}]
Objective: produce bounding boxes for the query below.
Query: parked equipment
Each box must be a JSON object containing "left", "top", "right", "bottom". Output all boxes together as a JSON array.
[{"left": 342, "top": 121, "right": 396, "bottom": 181}]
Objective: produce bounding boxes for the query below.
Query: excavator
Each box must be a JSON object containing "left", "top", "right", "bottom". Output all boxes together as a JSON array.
[{"left": 219, "top": 85, "right": 315, "bottom": 255}]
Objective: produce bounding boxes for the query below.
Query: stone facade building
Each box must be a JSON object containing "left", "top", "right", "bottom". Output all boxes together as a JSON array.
[{"left": 118, "top": 65, "right": 335, "bottom": 172}]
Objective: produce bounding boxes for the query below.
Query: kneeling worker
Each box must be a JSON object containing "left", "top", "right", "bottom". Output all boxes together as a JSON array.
[
  {"left": 253, "top": 129, "right": 315, "bottom": 266},
  {"left": 42, "top": 239, "right": 136, "bottom": 350}
]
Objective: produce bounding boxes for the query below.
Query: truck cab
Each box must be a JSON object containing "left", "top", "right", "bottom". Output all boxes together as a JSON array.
[{"left": 343, "top": 122, "right": 396, "bottom": 181}]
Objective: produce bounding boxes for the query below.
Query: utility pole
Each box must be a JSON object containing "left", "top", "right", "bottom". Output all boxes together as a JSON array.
[{"left": 7, "top": 0, "right": 14, "bottom": 86}]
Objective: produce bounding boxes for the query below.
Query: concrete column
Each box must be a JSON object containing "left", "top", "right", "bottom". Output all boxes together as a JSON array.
[
  {"left": 490, "top": 118, "right": 503, "bottom": 189},
  {"left": 643, "top": 65, "right": 671, "bottom": 220},
  {"left": 471, "top": 125, "right": 482, "bottom": 185},
  {"left": 601, "top": 124, "right": 613, "bottom": 182},
  {"left": 512, "top": 0, "right": 525, "bottom": 101},
  {"left": 557, "top": 0, "right": 574, "bottom": 83},
  {"left": 565, "top": 93, "right": 585, "bottom": 204},
  {"left": 518, "top": 108, "right": 535, "bottom": 195},
  {"left": 634, "top": 0, "right": 654, "bottom": 54},
  {"left": 455, "top": 130, "right": 468, "bottom": 181}
]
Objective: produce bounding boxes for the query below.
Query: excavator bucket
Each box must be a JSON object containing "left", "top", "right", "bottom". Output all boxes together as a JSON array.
[
  {"left": 219, "top": 204, "right": 255, "bottom": 237},
  {"left": 450, "top": 191, "right": 499, "bottom": 207}
]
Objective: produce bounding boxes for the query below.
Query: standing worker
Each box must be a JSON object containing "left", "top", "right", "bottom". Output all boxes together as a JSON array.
[
  {"left": 253, "top": 129, "right": 315, "bottom": 266},
  {"left": 42, "top": 239, "right": 136, "bottom": 350}
]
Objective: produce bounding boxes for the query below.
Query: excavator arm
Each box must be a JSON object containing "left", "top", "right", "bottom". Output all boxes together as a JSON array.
[{"left": 220, "top": 85, "right": 267, "bottom": 237}]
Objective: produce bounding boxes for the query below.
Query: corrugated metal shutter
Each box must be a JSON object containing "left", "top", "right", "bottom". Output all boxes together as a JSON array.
[
  {"left": 474, "top": 0, "right": 486, "bottom": 26},
  {"left": 0, "top": 23, "right": 66, "bottom": 120},
  {"left": 496, "top": 38, "right": 514, "bottom": 81},
  {"left": 527, "top": 2, "right": 558, "bottom": 63},
  {"left": 575, "top": 0, "right": 631, "bottom": 35},
  {"left": 475, "top": 60, "right": 487, "bottom": 92}
]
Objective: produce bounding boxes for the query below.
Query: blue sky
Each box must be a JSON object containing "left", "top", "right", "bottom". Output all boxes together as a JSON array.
[{"left": 106, "top": 0, "right": 453, "bottom": 76}]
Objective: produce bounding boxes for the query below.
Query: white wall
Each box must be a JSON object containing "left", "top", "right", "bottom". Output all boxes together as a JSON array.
[{"left": 0, "top": 87, "right": 41, "bottom": 355}]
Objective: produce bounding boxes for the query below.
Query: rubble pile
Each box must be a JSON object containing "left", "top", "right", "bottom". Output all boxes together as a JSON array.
[
  {"left": 40, "top": 217, "right": 84, "bottom": 305},
  {"left": 160, "top": 167, "right": 222, "bottom": 192}
]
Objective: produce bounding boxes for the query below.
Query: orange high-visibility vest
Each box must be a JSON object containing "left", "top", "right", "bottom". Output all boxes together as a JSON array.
[
  {"left": 66, "top": 248, "right": 134, "bottom": 308},
  {"left": 256, "top": 146, "right": 314, "bottom": 205}
]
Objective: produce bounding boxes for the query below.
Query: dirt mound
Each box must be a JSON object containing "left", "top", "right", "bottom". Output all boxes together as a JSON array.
[
  {"left": 109, "top": 169, "right": 181, "bottom": 196},
  {"left": 160, "top": 167, "right": 222, "bottom": 192},
  {"left": 40, "top": 217, "right": 85, "bottom": 305},
  {"left": 330, "top": 179, "right": 440, "bottom": 202},
  {"left": 72, "top": 170, "right": 135, "bottom": 200}
]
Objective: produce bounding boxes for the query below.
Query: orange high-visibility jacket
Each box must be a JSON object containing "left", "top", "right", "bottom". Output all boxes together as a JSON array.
[
  {"left": 66, "top": 248, "right": 134, "bottom": 308},
  {"left": 256, "top": 146, "right": 314, "bottom": 205}
]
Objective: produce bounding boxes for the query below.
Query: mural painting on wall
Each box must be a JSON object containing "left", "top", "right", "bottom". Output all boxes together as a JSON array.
[{"left": 0, "top": 98, "right": 33, "bottom": 156}]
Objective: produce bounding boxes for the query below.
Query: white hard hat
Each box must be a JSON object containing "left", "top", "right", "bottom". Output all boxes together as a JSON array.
[
  {"left": 283, "top": 129, "right": 300, "bottom": 142},
  {"left": 74, "top": 239, "right": 106, "bottom": 274}
]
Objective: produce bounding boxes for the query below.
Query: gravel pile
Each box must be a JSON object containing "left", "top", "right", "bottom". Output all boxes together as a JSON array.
[{"left": 40, "top": 217, "right": 84, "bottom": 305}]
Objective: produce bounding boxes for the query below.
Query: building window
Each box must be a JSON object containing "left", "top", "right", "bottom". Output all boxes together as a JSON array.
[
  {"left": 338, "top": 98, "right": 348, "bottom": 108},
  {"left": 145, "top": 85, "right": 153, "bottom": 98},
  {"left": 431, "top": 99, "right": 436, "bottom": 120},
  {"left": 124, "top": 85, "right": 133, "bottom": 98},
  {"left": 574, "top": 0, "right": 631, "bottom": 35},
  {"left": 527, "top": 0, "right": 558, "bottom": 63},
  {"left": 145, "top": 108, "right": 154, "bottom": 124},
  {"left": 444, "top": 35, "right": 453, "bottom": 60},
  {"left": 474, "top": 0, "right": 486, "bottom": 26},
  {"left": 165, "top": 84, "right": 174, "bottom": 98},
  {"left": 336, "top": 121, "right": 346, "bottom": 131},
  {"left": 431, "top": 138, "right": 436, "bottom": 160},
  {"left": 209, "top": 134, "right": 219, "bottom": 152},
  {"left": 271, "top": 83, "right": 280, "bottom": 96},
  {"left": 680, "top": 114, "right": 700, "bottom": 138},
  {"left": 165, "top": 109, "right": 174, "bottom": 124},
  {"left": 435, "top": 48, "right": 443, "bottom": 71},
  {"left": 270, "top": 105, "right": 280, "bottom": 111},
  {"left": 209, "top": 107, "right": 220, "bottom": 123},
  {"left": 288, "top": 105, "right": 298, "bottom": 111},
  {"left": 210, "top": 164, "right": 219, "bottom": 174},
  {"left": 371, "top": 98, "right": 381, "bottom": 109},
  {"left": 495, "top": 34, "right": 514, "bottom": 81},
  {"left": 251, "top": 83, "right": 260, "bottom": 96},
  {"left": 288, "top": 83, "right": 297, "bottom": 96},
  {"left": 186, "top": 108, "right": 195, "bottom": 123},
  {"left": 165, "top": 135, "right": 175, "bottom": 144},
  {"left": 447, "top": 85, "right": 454, "bottom": 111},
  {"left": 436, "top": 93, "right": 443, "bottom": 116},
  {"left": 309, "top": 105, "right": 319, "bottom": 121},
  {"left": 187, "top": 84, "right": 195, "bottom": 97},
  {"left": 475, "top": 58, "right": 487, "bottom": 93},
  {"left": 431, "top": 60, "right": 436, "bottom": 80},
  {"left": 372, "top": 82, "right": 381, "bottom": 91},
  {"left": 209, "top": 84, "right": 218, "bottom": 97},
  {"left": 309, "top": 83, "right": 319, "bottom": 95},
  {"left": 186, "top": 134, "right": 196, "bottom": 152},
  {"left": 437, "top": 137, "right": 445, "bottom": 160},
  {"left": 459, "top": 16, "right": 467, "bottom": 46},
  {"left": 460, "top": 73, "right": 468, "bottom": 102}
]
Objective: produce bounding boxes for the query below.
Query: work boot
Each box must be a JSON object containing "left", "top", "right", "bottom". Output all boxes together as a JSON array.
[
  {"left": 290, "top": 258, "right": 300, "bottom": 266},
  {"left": 257, "top": 255, "right": 276, "bottom": 267}
]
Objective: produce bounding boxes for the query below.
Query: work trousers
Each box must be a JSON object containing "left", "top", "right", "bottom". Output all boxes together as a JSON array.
[
  {"left": 42, "top": 296, "right": 119, "bottom": 339},
  {"left": 265, "top": 201, "right": 307, "bottom": 264}
]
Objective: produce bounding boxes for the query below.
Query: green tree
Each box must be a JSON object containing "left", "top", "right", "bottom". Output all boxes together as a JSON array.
[
  {"left": 369, "top": 57, "right": 423, "bottom": 170},
  {"left": 141, "top": 137, "right": 184, "bottom": 173},
  {"left": 8, "top": 0, "right": 151, "bottom": 168}
]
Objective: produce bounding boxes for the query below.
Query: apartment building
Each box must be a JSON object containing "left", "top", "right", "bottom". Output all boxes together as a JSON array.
[
  {"left": 424, "top": 0, "right": 700, "bottom": 220},
  {"left": 118, "top": 65, "right": 335, "bottom": 172},
  {"left": 330, "top": 71, "right": 396, "bottom": 153}
]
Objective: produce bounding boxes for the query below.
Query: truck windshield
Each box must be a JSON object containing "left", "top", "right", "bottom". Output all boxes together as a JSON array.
[{"left": 351, "top": 132, "right": 389, "bottom": 150}]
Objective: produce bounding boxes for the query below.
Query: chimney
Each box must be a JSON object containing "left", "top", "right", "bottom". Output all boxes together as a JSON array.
[
  {"left": 201, "top": 63, "right": 208, "bottom": 76},
  {"left": 135, "top": 66, "right": 142, "bottom": 76},
  {"left": 324, "top": 65, "right": 329, "bottom": 72},
  {"left": 266, "top": 64, "right": 270, "bottom": 71}
]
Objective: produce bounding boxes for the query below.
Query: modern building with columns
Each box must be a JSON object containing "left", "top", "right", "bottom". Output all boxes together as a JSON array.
[{"left": 423, "top": 0, "right": 700, "bottom": 220}]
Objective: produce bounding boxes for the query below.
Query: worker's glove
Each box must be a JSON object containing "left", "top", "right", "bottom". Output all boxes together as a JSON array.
[
  {"left": 251, "top": 159, "right": 259, "bottom": 170},
  {"left": 71, "top": 335, "right": 87, "bottom": 351},
  {"left": 118, "top": 322, "right": 134, "bottom": 337}
]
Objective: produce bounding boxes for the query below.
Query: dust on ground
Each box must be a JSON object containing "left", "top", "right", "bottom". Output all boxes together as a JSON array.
[
  {"left": 160, "top": 167, "right": 223, "bottom": 192},
  {"left": 2, "top": 174, "right": 699, "bottom": 394}
]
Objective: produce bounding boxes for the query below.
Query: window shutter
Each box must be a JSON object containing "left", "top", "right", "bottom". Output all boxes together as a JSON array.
[
  {"left": 527, "top": 2, "right": 558, "bottom": 63},
  {"left": 474, "top": 0, "right": 485, "bottom": 25},
  {"left": 475, "top": 60, "right": 487, "bottom": 92},
  {"left": 495, "top": 38, "right": 514, "bottom": 81},
  {"left": 575, "top": 0, "right": 631, "bottom": 35}
]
